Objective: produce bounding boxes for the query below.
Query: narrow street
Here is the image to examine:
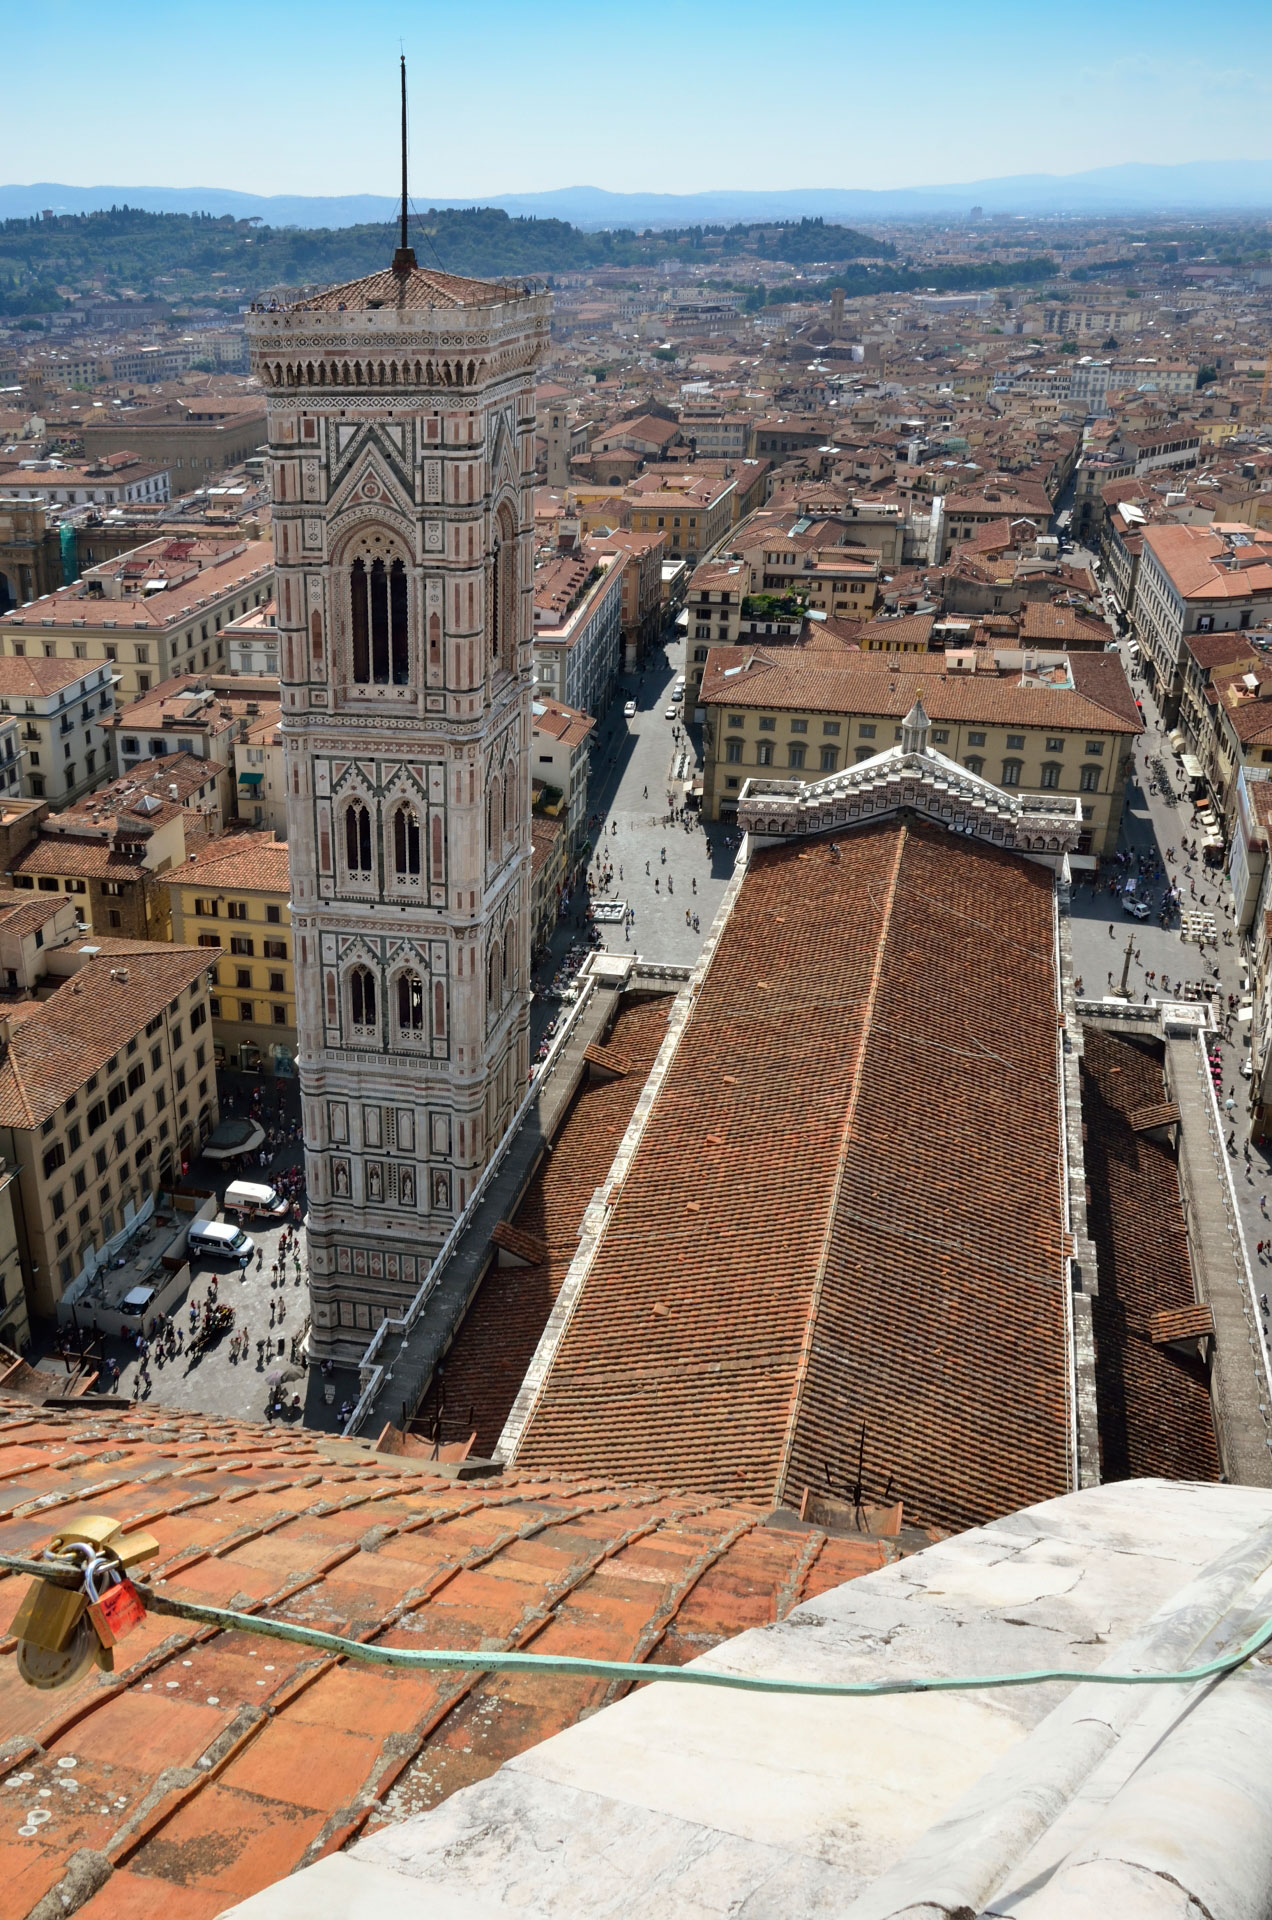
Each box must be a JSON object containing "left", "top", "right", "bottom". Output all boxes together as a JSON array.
[
  {"left": 532, "top": 627, "right": 737, "bottom": 1019},
  {"left": 1070, "top": 638, "right": 1272, "bottom": 1293}
]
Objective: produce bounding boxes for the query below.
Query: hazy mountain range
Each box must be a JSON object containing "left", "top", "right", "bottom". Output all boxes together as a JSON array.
[{"left": 3, "top": 162, "right": 1272, "bottom": 231}]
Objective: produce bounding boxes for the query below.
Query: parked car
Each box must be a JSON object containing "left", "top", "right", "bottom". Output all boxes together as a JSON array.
[
  {"left": 187, "top": 1220, "right": 254, "bottom": 1266},
  {"left": 623, "top": 700, "right": 637, "bottom": 718},
  {"left": 1123, "top": 898, "right": 1152, "bottom": 920},
  {"left": 224, "top": 1179, "right": 289, "bottom": 1220},
  {"left": 664, "top": 705, "right": 677, "bottom": 719}
]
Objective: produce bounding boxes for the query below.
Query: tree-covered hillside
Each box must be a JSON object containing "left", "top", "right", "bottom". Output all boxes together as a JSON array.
[{"left": 0, "top": 205, "right": 895, "bottom": 315}]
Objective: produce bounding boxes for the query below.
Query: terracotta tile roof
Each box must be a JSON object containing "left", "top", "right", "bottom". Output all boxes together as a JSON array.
[
  {"left": 1, "top": 544, "right": 273, "bottom": 634},
  {"left": 112, "top": 674, "right": 281, "bottom": 734},
  {"left": 0, "top": 889, "right": 71, "bottom": 940},
  {"left": 8, "top": 838, "right": 148, "bottom": 883},
  {"left": 701, "top": 646, "right": 1143, "bottom": 735},
  {"left": 530, "top": 696, "right": 593, "bottom": 749},
  {"left": 529, "top": 815, "right": 564, "bottom": 880},
  {"left": 434, "top": 997, "right": 672, "bottom": 1459},
  {"left": 857, "top": 614, "right": 935, "bottom": 650},
  {"left": 1080, "top": 1026, "right": 1219, "bottom": 1483},
  {"left": 515, "top": 823, "right": 1073, "bottom": 1533},
  {"left": 293, "top": 265, "right": 515, "bottom": 313},
  {"left": 171, "top": 833, "right": 290, "bottom": 897},
  {"left": 489, "top": 1220, "right": 548, "bottom": 1266},
  {"left": 1183, "top": 631, "right": 1260, "bottom": 674},
  {"left": 1020, "top": 603, "right": 1114, "bottom": 647},
  {"left": 1141, "top": 522, "right": 1272, "bottom": 601},
  {"left": 1149, "top": 1303, "right": 1214, "bottom": 1344},
  {"left": 0, "top": 657, "right": 103, "bottom": 698},
  {"left": 75, "top": 751, "right": 216, "bottom": 811},
  {"left": 0, "top": 944, "right": 211, "bottom": 1129},
  {"left": 688, "top": 559, "right": 748, "bottom": 593},
  {"left": 0, "top": 1399, "right": 891, "bottom": 1914}
]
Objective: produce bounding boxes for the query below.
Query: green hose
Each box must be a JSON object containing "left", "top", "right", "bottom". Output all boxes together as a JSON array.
[{"left": 3, "top": 1550, "right": 1270, "bottom": 1699}]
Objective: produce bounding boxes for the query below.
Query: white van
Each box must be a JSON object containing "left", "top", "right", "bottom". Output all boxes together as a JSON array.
[
  {"left": 188, "top": 1219, "right": 254, "bottom": 1266},
  {"left": 224, "top": 1180, "right": 289, "bottom": 1220}
]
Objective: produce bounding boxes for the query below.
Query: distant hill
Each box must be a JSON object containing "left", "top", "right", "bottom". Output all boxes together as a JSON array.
[
  {"left": 3, "top": 161, "right": 1272, "bottom": 230},
  {"left": 0, "top": 208, "right": 898, "bottom": 316}
]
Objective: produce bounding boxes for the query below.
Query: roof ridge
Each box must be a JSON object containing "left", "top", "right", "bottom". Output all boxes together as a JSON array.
[{"left": 774, "top": 821, "right": 908, "bottom": 1504}]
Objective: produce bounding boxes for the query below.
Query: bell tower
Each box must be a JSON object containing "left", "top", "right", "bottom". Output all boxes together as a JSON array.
[{"left": 246, "top": 180, "right": 549, "bottom": 1356}]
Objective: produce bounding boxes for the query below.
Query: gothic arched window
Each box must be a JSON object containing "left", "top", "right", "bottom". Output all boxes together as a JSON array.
[
  {"left": 369, "top": 558, "right": 390, "bottom": 683},
  {"left": 350, "top": 965, "right": 377, "bottom": 1029},
  {"left": 393, "top": 805, "right": 421, "bottom": 877},
  {"left": 345, "top": 802, "right": 372, "bottom": 875},
  {"left": 390, "top": 560, "right": 409, "bottom": 684},
  {"left": 350, "top": 559, "right": 370, "bottom": 682},
  {"left": 397, "top": 971, "right": 425, "bottom": 1034},
  {"left": 487, "top": 775, "right": 501, "bottom": 855},
  {"left": 490, "top": 540, "right": 501, "bottom": 664},
  {"left": 490, "top": 507, "right": 517, "bottom": 664}
]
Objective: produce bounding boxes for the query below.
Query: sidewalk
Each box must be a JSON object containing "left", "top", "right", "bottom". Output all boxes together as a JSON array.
[{"left": 1106, "top": 652, "right": 1271, "bottom": 1252}]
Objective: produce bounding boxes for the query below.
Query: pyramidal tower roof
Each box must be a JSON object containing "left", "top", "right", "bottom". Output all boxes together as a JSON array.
[{"left": 293, "top": 264, "right": 523, "bottom": 313}]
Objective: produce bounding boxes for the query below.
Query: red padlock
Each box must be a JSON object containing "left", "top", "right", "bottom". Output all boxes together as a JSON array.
[{"left": 86, "top": 1571, "right": 146, "bottom": 1648}]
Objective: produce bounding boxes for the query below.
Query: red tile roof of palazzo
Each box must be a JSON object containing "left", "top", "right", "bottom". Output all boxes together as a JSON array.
[
  {"left": 1080, "top": 1025, "right": 1220, "bottom": 1483},
  {"left": 432, "top": 995, "right": 674, "bottom": 1459},
  {"left": 514, "top": 820, "right": 1073, "bottom": 1534},
  {"left": 0, "top": 1400, "right": 899, "bottom": 1917}
]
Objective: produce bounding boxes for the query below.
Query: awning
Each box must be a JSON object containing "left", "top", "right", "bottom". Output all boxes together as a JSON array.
[
  {"left": 238, "top": 770, "right": 263, "bottom": 786},
  {"left": 1180, "top": 753, "right": 1204, "bottom": 779},
  {"left": 1069, "top": 853, "right": 1098, "bottom": 871}
]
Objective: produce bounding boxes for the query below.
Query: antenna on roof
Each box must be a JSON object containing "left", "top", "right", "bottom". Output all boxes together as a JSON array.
[{"left": 391, "top": 53, "right": 417, "bottom": 279}]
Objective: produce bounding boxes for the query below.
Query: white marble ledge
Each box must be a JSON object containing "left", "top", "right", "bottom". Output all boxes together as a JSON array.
[{"left": 220, "top": 1481, "right": 1272, "bottom": 1920}]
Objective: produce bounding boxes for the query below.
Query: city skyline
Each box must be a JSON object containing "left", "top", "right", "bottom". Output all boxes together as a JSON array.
[{"left": 10, "top": 0, "right": 1272, "bottom": 202}]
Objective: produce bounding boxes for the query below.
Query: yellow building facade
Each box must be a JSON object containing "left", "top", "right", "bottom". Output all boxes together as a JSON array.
[{"left": 166, "top": 833, "right": 295, "bottom": 1075}]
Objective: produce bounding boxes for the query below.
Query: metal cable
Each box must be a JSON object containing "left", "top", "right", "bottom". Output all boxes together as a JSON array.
[{"left": 3, "top": 1551, "right": 1271, "bottom": 1700}]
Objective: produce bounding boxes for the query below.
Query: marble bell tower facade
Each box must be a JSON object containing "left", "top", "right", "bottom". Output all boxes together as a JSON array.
[{"left": 247, "top": 261, "right": 549, "bottom": 1358}]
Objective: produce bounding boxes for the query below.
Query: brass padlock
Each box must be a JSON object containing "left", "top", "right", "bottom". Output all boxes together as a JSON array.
[
  {"left": 10, "top": 1575, "right": 86, "bottom": 1654},
  {"left": 12, "top": 1515, "right": 155, "bottom": 1692},
  {"left": 112, "top": 1529, "right": 160, "bottom": 1572},
  {"left": 12, "top": 1568, "right": 97, "bottom": 1692},
  {"left": 49, "top": 1516, "right": 122, "bottom": 1556}
]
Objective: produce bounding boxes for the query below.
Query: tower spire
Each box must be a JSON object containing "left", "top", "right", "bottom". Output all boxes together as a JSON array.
[{"left": 392, "top": 54, "right": 417, "bottom": 278}]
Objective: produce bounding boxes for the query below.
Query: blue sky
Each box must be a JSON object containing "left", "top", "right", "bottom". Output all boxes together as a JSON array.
[{"left": 8, "top": 0, "right": 1272, "bottom": 197}]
